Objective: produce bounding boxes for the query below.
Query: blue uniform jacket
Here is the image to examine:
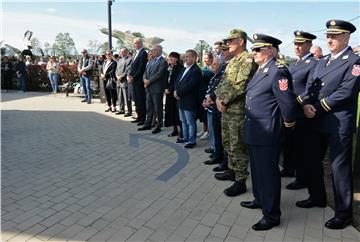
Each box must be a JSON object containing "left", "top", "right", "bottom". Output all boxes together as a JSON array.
[
  {"left": 244, "top": 58, "right": 297, "bottom": 146},
  {"left": 298, "top": 47, "right": 360, "bottom": 135}
]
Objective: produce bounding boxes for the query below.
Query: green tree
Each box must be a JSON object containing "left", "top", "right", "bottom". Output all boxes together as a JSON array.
[
  {"left": 99, "top": 41, "right": 110, "bottom": 54},
  {"left": 53, "top": 33, "right": 76, "bottom": 58},
  {"left": 43, "top": 42, "right": 51, "bottom": 56},
  {"left": 30, "top": 37, "right": 43, "bottom": 56},
  {"left": 194, "top": 40, "right": 211, "bottom": 66}
]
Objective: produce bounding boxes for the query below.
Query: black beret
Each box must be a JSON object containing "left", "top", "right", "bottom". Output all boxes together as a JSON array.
[{"left": 326, "top": 19, "right": 356, "bottom": 34}]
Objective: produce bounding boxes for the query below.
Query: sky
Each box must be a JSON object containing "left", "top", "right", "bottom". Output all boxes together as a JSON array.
[{"left": 2, "top": 1, "right": 360, "bottom": 57}]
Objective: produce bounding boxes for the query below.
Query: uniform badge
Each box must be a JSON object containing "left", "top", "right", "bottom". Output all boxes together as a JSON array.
[
  {"left": 305, "top": 59, "right": 311, "bottom": 63},
  {"left": 263, "top": 68, "right": 269, "bottom": 73},
  {"left": 342, "top": 55, "right": 349, "bottom": 60},
  {"left": 278, "top": 78, "right": 288, "bottom": 91},
  {"left": 352, "top": 64, "right": 360, "bottom": 76}
]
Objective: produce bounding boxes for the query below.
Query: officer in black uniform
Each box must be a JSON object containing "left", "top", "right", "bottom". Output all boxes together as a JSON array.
[
  {"left": 240, "top": 34, "right": 297, "bottom": 231},
  {"left": 296, "top": 19, "right": 360, "bottom": 230},
  {"left": 282, "top": 31, "right": 318, "bottom": 190}
]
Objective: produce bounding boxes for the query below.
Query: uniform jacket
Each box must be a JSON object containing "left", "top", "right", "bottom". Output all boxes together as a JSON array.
[
  {"left": 299, "top": 47, "right": 360, "bottom": 134},
  {"left": 143, "top": 56, "right": 168, "bottom": 94},
  {"left": 174, "top": 64, "right": 202, "bottom": 111},
  {"left": 244, "top": 58, "right": 297, "bottom": 146},
  {"left": 215, "top": 50, "right": 257, "bottom": 114},
  {"left": 206, "top": 64, "right": 226, "bottom": 110},
  {"left": 130, "top": 48, "right": 148, "bottom": 83},
  {"left": 288, "top": 54, "right": 318, "bottom": 96}
]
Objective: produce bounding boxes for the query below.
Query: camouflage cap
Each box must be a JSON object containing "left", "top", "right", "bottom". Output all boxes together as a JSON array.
[{"left": 223, "top": 29, "right": 248, "bottom": 41}]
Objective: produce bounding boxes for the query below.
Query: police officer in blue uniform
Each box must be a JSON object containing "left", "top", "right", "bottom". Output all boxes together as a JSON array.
[
  {"left": 240, "top": 34, "right": 297, "bottom": 230},
  {"left": 282, "top": 31, "right": 318, "bottom": 190},
  {"left": 296, "top": 20, "right": 360, "bottom": 229}
]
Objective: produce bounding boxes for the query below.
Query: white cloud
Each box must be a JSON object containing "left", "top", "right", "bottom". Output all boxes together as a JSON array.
[{"left": 46, "top": 8, "right": 57, "bottom": 13}]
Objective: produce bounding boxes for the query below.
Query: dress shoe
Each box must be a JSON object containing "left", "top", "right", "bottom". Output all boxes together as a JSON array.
[
  {"left": 212, "top": 165, "right": 228, "bottom": 172},
  {"left": 137, "top": 121, "right": 145, "bottom": 126},
  {"left": 285, "top": 180, "right": 306, "bottom": 190},
  {"left": 152, "top": 127, "right": 161, "bottom": 134},
  {"left": 183, "top": 143, "right": 196, "bottom": 149},
  {"left": 280, "top": 169, "right": 295, "bottom": 177},
  {"left": 124, "top": 113, "right": 132, "bottom": 117},
  {"left": 138, "top": 126, "right": 151, "bottom": 131},
  {"left": 176, "top": 138, "right": 187, "bottom": 143},
  {"left": 115, "top": 111, "right": 125, "bottom": 115},
  {"left": 296, "top": 198, "right": 326, "bottom": 208},
  {"left": 204, "top": 159, "right": 221, "bottom": 165},
  {"left": 204, "top": 148, "right": 214, "bottom": 153},
  {"left": 81, "top": 99, "right": 87, "bottom": 103},
  {"left": 240, "top": 201, "right": 261, "bottom": 209},
  {"left": 214, "top": 169, "right": 235, "bottom": 181},
  {"left": 325, "top": 217, "right": 352, "bottom": 230},
  {"left": 252, "top": 218, "right": 280, "bottom": 231},
  {"left": 87, "top": 101, "right": 91, "bottom": 104},
  {"left": 131, "top": 119, "right": 140, "bottom": 123},
  {"left": 105, "top": 108, "right": 111, "bottom": 112},
  {"left": 224, "top": 181, "right": 247, "bottom": 197}
]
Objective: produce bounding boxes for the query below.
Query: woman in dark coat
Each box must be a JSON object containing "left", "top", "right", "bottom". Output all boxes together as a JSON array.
[
  {"left": 164, "top": 52, "right": 184, "bottom": 137},
  {"left": 101, "top": 50, "right": 118, "bottom": 112}
]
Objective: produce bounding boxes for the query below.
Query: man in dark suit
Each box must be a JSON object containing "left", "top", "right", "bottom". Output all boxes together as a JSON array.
[
  {"left": 240, "top": 34, "right": 297, "bottom": 231},
  {"left": 128, "top": 37, "right": 148, "bottom": 125},
  {"left": 174, "top": 49, "right": 202, "bottom": 149},
  {"left": 296, "top": 19, "right": 360, "bottom": 230},
  {"left": 116, "top": 47, "right": 132, "bottom": 116},
  {"left": 138, "top": 45, "right": 168, "bottom": 134},
  {"left": 281, "top": 31, "right": 318, "bottom": 189}
]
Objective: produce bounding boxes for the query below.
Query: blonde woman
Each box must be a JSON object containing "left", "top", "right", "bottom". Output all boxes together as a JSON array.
[{"left": 46, "top": 56, "right": 59, "bottom": 93}]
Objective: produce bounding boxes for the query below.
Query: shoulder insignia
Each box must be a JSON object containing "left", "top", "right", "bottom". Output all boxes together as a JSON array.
[
  {"left": 352, "top": 64, "right": 360, "bottom": 76},
  {"left": 278, "top": 78, "right": 288, "bottom": 91},
  {"left": 342, "top": 55, "right": 349, "bottom": 60},
  {"left": 242, "top": 66, "right": 251, "bottom": 76},
  {"left": 305, "top": 59, "right": 311, "bottom": 64},
  {"left": 263, "top": 68, "right": 269, "bottom": 73}
]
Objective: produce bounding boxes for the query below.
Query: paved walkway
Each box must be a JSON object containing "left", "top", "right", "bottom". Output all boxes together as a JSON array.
[{"left": 2, "top": 91, "right": 359, "bottom": 242}]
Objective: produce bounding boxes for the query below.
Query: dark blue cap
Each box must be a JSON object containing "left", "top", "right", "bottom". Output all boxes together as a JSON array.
[
  {"left": 293, "top": 30, "right": 317, "bottom": 43},
  {"left": 326, "top": 19, "right": 356, "bottom": 34},
  {"left": 252, "top": 34, "right": 282, "bottom": 49}
]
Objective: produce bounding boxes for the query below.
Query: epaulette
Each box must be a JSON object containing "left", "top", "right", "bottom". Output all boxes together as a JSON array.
[{"left": 275, "top": 60, "right": 288, "bottom": 68}]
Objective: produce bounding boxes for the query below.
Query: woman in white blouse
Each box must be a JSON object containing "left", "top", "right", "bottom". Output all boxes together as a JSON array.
[{"left": 46, "top": 56, "right": 59, "bottom": 94}]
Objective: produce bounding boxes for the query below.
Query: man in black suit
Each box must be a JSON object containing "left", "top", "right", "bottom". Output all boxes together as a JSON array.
[
  {"left": 138, "top": 45, "right": 168, "bottom": 134},
  {"left": 128, "top": 37, "right": 148, "bottom": 125},
  {"left": 174, "top": 50, "right": 202, "bottom": 149}
]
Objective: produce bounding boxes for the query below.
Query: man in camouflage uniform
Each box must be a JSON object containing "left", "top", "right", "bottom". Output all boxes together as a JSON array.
[{"left": 214, "top": 29, "right": 257, "bottom": 196}]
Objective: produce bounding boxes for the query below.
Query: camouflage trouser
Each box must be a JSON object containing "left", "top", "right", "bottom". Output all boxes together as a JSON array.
[{"left": 222, "top": 112, "right": 249, "bottom": 182}]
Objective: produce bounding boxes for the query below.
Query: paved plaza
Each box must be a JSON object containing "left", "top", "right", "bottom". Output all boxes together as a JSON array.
[{"left": 1, "top": 91, "right": 360, "bottom": 242}]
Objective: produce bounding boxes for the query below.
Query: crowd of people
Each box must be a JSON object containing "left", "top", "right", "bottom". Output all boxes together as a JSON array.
[{"left": 1, "top": 18, "right": 359, "bottom": 232}]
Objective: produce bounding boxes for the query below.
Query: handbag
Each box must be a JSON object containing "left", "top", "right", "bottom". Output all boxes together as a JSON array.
[{"left": 106, "top": 77, "right": 117, "bottom": 89}]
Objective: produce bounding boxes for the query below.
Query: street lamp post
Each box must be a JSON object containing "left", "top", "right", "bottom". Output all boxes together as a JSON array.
[
  {"left": 108, "top": 0, "right": 113, "bottom": 50},
  {"left": 199, "top": 40, "right": 204, "bottom": 65}
]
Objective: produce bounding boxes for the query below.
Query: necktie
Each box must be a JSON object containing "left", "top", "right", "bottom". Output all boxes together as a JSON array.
[{"left": 326, "top": 57, "right": 335, "bottom": 67}]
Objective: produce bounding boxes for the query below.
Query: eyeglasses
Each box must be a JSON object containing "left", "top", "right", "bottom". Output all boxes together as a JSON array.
[{"left": 252, "top": 47, "right": 269, "bottom": 53}]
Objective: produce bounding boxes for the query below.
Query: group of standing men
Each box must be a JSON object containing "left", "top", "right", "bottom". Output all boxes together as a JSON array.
[{"left": 203, "top": 19, "right": 359, "bottom": 231}]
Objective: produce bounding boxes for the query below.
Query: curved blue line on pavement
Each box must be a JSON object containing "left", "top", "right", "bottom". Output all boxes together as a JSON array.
[{"left": 129, "top": 133, "right": 190, "bottom": 182}]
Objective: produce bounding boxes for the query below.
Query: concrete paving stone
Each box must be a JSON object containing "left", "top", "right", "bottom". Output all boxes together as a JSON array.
[
  {"left": 127, "top": 218, "right": 148, "bottom": 229},
  {"left": 14, "top": 215, "right": 45, "bottom": 231},
  {"left": 201, "top": 213, "right": 222, "bottom": 227},
  {"left": 26, "top": 236, "right": 46, "bottom": 242},
  {"left": 217, "top": 212, "right": 238, "bottom": 227},
  {"left": 108, "top": 226, "right": 140, "bottom": 241},
  {"left": 191, "top": 224, "right": 212, "bottom": 237},
  {"left": 39, "top": 210, "right": 72, "bottom": 227},
  {"left": 37, "top": 208, "right": 58, "bottom": 219},
  {"left": 58, "top": 211, "right": 88, "bottom": 227},
  {"left": 210, "top": 224, "right": 230, "bottom": 239},
  {"left": 88, "top": 227, "right": 119, "bottom": 241},
  {"left": 35, "top": 223, "right": 66, "bottom": 240},
  {"left": 10, "top": 207, "right": 43, "bottom": 224},
  {"left": 167, "top": 233, "right": 187, "bottom": 242},
  {"left": 69, "top": 227, "right": 99, "bottom": 241},
  {"left": 50, "top": 202, "right": 70, "bottom": 212},
  {"left": 227, "top": 224, "right": 249, "bottom": 241}
]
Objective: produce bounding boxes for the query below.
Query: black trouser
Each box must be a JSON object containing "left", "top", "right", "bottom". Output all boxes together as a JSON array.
[
  {"left": 248, "top": 144, "right": 281, "bottom": 223},
  {"left": 103, "top": 81, "right": 118, "bottom": 107},
  {"left": 145, "top": 92, "right": 163, "bottom": 128},
  {"left": 133, "top": 81, "right": 146, "bottom": 122},
  {"left": 212, "top": 107, "right": 224, "bottom": 161},
  {"left": 3, "top": 72, "right": 12, "bottom": 91},
  {"left": 117, "top": 84, "right": 132, "bottom": 114},
  {"left": 282, "top": 119, "right": 309, "bottom": 184},
  {"left": 304, "top": 131, "right": 353, "bottom": 219}
]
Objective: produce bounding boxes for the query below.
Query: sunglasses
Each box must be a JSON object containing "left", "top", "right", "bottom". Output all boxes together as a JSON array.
[{"left": 252, "top": 47, "right": 269, "bottom": 52}]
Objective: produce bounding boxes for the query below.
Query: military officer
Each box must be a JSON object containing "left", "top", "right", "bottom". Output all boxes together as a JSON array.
[
  {"left": 282, "top": 30, "right": 318, "bottom": 190},
  {"left": 214, "top": 29, "right": 257, "bottom": 197},
  {"left": 296, "top": 20, "right": 360, "bottom": 229},
  {"left": 240, "top": 34, "right": 297, "bottom": 230}
]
